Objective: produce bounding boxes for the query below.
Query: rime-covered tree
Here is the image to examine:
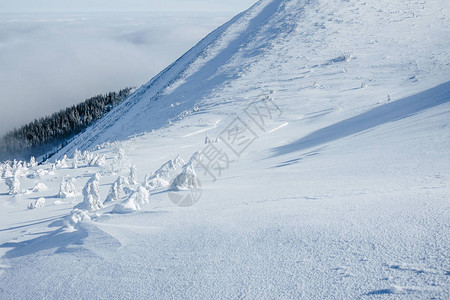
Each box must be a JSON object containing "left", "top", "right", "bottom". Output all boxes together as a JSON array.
[
  {"left": 129, "top": 165, "right": 138, "bottom": 185},
  {"left": 56, "top": 155, "right": 68, "bottom": 168},
  {"left": 78, "top": 173, "right": 102, "bottom": 211},
  {"left": 5, "top": 169, "right": 21, "bottom": 195},
  {"left": 104, "top": 176, "right": 128, "bottom": 204},
  {"left": 112, "top": 185, "right": 150, "bottom": 213},
  {"left": 171, "top": 152, "right": 201, "bottom": 191},
  {"left": 2, "top": 163, "right": 13, "bottom": 179},
  {"left": 58, "top": 177, "right": 79, "bottom": 198},
  {"left": 72, "top": 149, "right": 81, "bottom": 169},
  {"left": 29, "top": 156, "right": 37, "bottom": 168}
]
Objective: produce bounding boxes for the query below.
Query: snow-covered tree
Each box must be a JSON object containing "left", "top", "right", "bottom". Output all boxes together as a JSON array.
[
  {"left": 87, "top": 154, "right": 106, "bottom": 167},
  {"left": 83, "top": 151, "right": 93, "bottom": 164},
  {"left": 112, "top": 185, "right": 150, "bottom": 214},
  {"left": 58, "top": 177, "right": 79, "bottom": 198},
  {"left": 204, "top": 134, "right": 211, "bottom": 144},
  {"left": 56, "top": 155, "right": 68, "bottom": 168},
  {"left": 171, "top": 152, "right": 201, "bottom": 191},
  {"left": 104, "top": 176, "right": 128, "bottom": 204},
  {"left": 135, "top": 185, "right": 150, "bottom": 205},
  {"left": 5, "top": 169, "right": 21, "bottom": 195},
  {"left": 29, "top": 156, "right": 38, "bottom": 168},
  {"left": 97, "top": 155, "right": 106, "bottom": 167},
  {"left": 109, "top": 158, "right": 119, "bottom": 174},
  {"left": 152, "top": 156, "right": 185, "bottom": 181},
  {"left": 27, "top": 202, "right": 34, "bottom": 210},
  {"left": 144, "top": 173, "right": 170, "bottom": 190},
  {"left": 27, "top": 198, "right": 45, "bottom": 210},
  {"left": 88, "top": 154, "right": 98, "bottom": 167},
  {"left": 78, "top": 173, "right": 102, "bottom": 211},
  {"left": 118, "top": 148, "right": 125, "bottom": 161},
  {"left": 141, "top": 156, "right": 185, "bottom": 190},
  {"left": 73, "top": 149, "right": 81, "bottom": 169},
  {"left": 35, "top": 197, "right": 46, "bottom": 208},
  {"left": 32, "top": 183, "right": 48, "bottom": 192},
  {"left": 110, "top": 147, "right": 125, "bottom": 174},
  {"left": 50, "top": 164, "right": 56, "bottom": 174},
  {"left": 2, "top": 163, "right": 13, "bottom": 179},
  {"left": 129, "top": 165, "right": 138, "bottom": 185},
  {"left": 123, "top": 186, "right": 134, "bottom": 195}
]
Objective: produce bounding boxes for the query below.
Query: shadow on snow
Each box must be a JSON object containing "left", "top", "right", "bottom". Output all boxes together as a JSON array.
[{"left": 271, "top": 81, "right": 450, "bottom": 157}]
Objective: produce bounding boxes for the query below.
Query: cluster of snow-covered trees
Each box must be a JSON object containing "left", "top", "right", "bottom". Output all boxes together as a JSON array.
[
  {"left": 77, "top": 154, "right": 197, "bottom": 215},
  {"left": 1, "top": 145, "right": 204, "bottom": 230},
  {"left": 1, "top": 157, "right": 37, "bottom": 195},
  {"left": 0, "top": 87, "right": 133, "bottom": 162},
  {"left": 0, "top": 146, "right": 127, "bottom": 211},
  {"left": 0, "top": 156, "right": 52, "bottom": 197},
  {"left": 69, "top": 151, "right": 202, "bottom": 215}
]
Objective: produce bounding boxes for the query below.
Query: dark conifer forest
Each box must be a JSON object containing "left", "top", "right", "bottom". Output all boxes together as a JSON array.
[{"left": 0, "top": 87, "right": 133, "bottom": 162}]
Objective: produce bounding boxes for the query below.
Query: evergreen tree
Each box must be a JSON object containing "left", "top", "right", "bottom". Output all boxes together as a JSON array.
[
  {"left": 0, "top": 87, "right": 133, "bottom": 162},
  {"left": 129, "top": 165, "right": 138, "bottom": 185},
  {"left": 78, "top": 173, "right": 102, "bottom": 211}
]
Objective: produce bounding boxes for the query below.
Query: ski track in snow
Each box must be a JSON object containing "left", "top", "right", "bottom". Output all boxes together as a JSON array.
[{"left": 1, "top": 0, "right": 450, "bottom": 298}]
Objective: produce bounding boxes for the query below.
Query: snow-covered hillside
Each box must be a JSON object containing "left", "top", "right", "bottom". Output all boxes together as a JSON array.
[{"left": 1, "top": 0, "right": 449, "bottom": 298}]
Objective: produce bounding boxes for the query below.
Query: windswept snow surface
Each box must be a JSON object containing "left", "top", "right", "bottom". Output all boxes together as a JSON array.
[{"left": 1, "top": 0, "right": 450, "bottom": 298}]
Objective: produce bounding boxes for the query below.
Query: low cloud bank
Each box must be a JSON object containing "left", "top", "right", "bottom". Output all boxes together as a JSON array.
[{"left": 0, "top": 12, "right": 230, "bottom": 135}]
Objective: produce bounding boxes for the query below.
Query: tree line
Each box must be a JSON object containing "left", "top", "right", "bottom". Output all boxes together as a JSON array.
[{"left": 0, "top": 87, "right": 133, "bottom": 162}]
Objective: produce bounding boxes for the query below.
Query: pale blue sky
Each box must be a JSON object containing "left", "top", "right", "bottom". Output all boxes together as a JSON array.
[{"left": 0, "top": 0, "right": 257, "bottom": 13}]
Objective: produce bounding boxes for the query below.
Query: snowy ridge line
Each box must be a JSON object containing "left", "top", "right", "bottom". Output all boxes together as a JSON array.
[{"left": 52, "top": 1, "right": 269, "bottom": 160}]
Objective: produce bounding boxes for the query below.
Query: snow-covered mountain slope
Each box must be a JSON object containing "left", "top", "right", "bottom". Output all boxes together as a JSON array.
[
  {"left": 54, "top": 0, "right": 449, "bottom": 159},
  {"left": 1, "top": 0, "right": 449, "bottom": 298}
]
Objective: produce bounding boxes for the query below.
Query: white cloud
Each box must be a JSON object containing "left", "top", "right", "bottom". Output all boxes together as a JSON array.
[{"left": 0, "top": 11, "right": 238, "bottom": 135}]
